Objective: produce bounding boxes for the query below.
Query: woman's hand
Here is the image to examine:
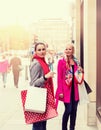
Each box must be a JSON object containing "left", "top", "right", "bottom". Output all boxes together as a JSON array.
[
  {"left": 59, "top": 93, "right": 64, "bottom": 98},
  {"left": 45, "top": 71, "right": 56, "bottom": 79},
  {"left": 78, "top": 66, "right": 84, "bottom": 73}
]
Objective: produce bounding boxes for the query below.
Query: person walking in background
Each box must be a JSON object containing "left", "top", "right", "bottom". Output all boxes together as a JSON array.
[
  {"left": 10, "top": 54, "right": 22, "bottom": 88},
  {"left": 55, "top": 43, "right": 84, "bottom": 130},
  {"left": 45, "top": 43, "right": 54, "bottom": 71},
  {"left": 30, "top": 42, "right": 57, "bottom": 130},
  {"left": 0, "top": 54, "right": 10, "bottom": 88},
  {"left": 47, "top": 56, "right": 54, "bottom": 71}
]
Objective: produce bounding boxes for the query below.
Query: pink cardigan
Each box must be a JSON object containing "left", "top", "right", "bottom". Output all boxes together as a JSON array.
[
  {"left": 0, "top": 60, "right": 10, "bottom": 73},
  {"left": 55, "top": 58, "right": 79, "bottom": 106}
]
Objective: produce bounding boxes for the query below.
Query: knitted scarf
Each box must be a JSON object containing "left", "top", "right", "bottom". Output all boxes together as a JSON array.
[{"left": 33, "top": 54, "right": 54, "bottom": 96}]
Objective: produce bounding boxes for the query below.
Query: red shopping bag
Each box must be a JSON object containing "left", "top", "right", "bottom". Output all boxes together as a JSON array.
[{"left": 21, "top": 90, "right": 58, "bottom": 124}]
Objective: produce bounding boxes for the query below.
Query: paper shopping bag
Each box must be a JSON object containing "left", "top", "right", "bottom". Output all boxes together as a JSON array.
[
  {"left": 78, "top": 82, "right": 90, "bottom": 105},
  {"left": 21, "top": 88, "right": 58, "bottom": 124},
  {"left": 25, "top": 87, "right": 47, "bottom": 113}
]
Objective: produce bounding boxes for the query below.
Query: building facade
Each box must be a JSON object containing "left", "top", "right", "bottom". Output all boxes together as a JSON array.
[
  {"left": 30, "top": 18, "right": 72, "bottom": 53},
  {"left": 75, "top": 0, "right": 101, "bottom": 129}
]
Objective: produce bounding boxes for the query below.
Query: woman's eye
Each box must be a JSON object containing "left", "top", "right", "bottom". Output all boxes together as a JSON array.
[
  {"left": 42, "top": 48, "right": 46, "bottom": 51},
  {"left": 37, "top": 49, "right": 41, "bottom": 51},
  {"left": 37, "top": 48, "right": 46, "bottom": 51}
]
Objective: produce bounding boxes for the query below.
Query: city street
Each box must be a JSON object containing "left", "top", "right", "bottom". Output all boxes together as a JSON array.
[{"left": 0, "top": 58, "right": 98, "bottom": 130}]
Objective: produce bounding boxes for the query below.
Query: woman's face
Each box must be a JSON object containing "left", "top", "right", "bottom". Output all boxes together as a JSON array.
[
  {"left": 35, "top": 44, "right": 46, "bottom": 58},
  {"left": 64, "top": 44, "right": 74, "bottom": 57}
]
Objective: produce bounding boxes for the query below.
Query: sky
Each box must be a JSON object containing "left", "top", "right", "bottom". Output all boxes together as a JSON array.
[{"left": 0, "top": 0, "right": 75, "bottom": 27}]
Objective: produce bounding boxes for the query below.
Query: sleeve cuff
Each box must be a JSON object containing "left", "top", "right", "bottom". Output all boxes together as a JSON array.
[{"left": 43, "top": 76, "right": 47, "bottom": 80}]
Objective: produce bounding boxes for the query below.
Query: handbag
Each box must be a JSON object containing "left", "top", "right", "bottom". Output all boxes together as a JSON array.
[
  {"left": 78, "top": 81, "right": 90, "bottom": 105},
  {"left": 21, "top": 87, "right": 58, "bottom": 124},
  {"left": 25, "top": 87, "right": 47, "bottom": 113},
  {"left": 18, "top": 65, "right": 23, "bottom": 71},
  {"left": 84, "top": 80, "right": 92, "bottom": 94}
]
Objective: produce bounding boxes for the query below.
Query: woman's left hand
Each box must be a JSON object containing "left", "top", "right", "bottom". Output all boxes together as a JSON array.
[{"left": 78, "top": 66, "right": 84, "bottom": 73}]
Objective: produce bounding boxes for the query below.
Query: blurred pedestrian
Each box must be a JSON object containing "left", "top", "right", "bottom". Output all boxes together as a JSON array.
[
  {"left": 47, "top": 56, "right": 54, "bottom": 71},
  {"left": 10, "top": 54, "right": 22, "bottom": 88},
  {"left": 0, "top": 54, "right": 10, "bottom": 88},
  {"left": 55, "top": 43, "right": 84, "bottom": 130},
  {"left": 45, "top": 43, "right": 54, "bottom": 71}
]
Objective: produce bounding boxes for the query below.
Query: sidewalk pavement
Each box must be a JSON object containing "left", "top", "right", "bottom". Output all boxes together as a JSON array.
[
  {"left": 0, "top": 58, "right": 98, "bottom": 130},
  {"left": 0, "top": 87, "right": 98, "bottom": 130}
]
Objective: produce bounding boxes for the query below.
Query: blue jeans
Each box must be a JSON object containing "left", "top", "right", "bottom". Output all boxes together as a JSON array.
[
  {"left": 32, "top": 120, "right": 47, "bottom": 130},
  {"left": 2, "top": 72, "right": 7, "bottom": 85},
  {"left": 62, "top": 101, "right": 78, "bottom": 130}
]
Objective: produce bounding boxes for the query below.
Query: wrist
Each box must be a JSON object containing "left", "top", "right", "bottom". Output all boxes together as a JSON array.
[{"left": 43, "top": 75, "right": 47, "bottom": 80}]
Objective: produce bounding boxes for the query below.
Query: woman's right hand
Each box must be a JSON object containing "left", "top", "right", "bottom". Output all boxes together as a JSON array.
[
  {"left": 45, "top": 71, "right": 56, "bottom": 79},
  {"left": 59, "top": 93, "right": 64, "bottom": 98}
]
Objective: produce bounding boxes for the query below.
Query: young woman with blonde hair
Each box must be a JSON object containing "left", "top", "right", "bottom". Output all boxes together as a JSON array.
[{"left": 55, "top": 43, "right": 84, "bottom": 130}]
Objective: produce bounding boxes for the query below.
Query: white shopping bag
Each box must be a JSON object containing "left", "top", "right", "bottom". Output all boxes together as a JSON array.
[
  {"left": 78, "top": 82, "right": 89, "bottom": 105},
  {"left": 25, "top": 87, "right": 47, "bottom": 113}
]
